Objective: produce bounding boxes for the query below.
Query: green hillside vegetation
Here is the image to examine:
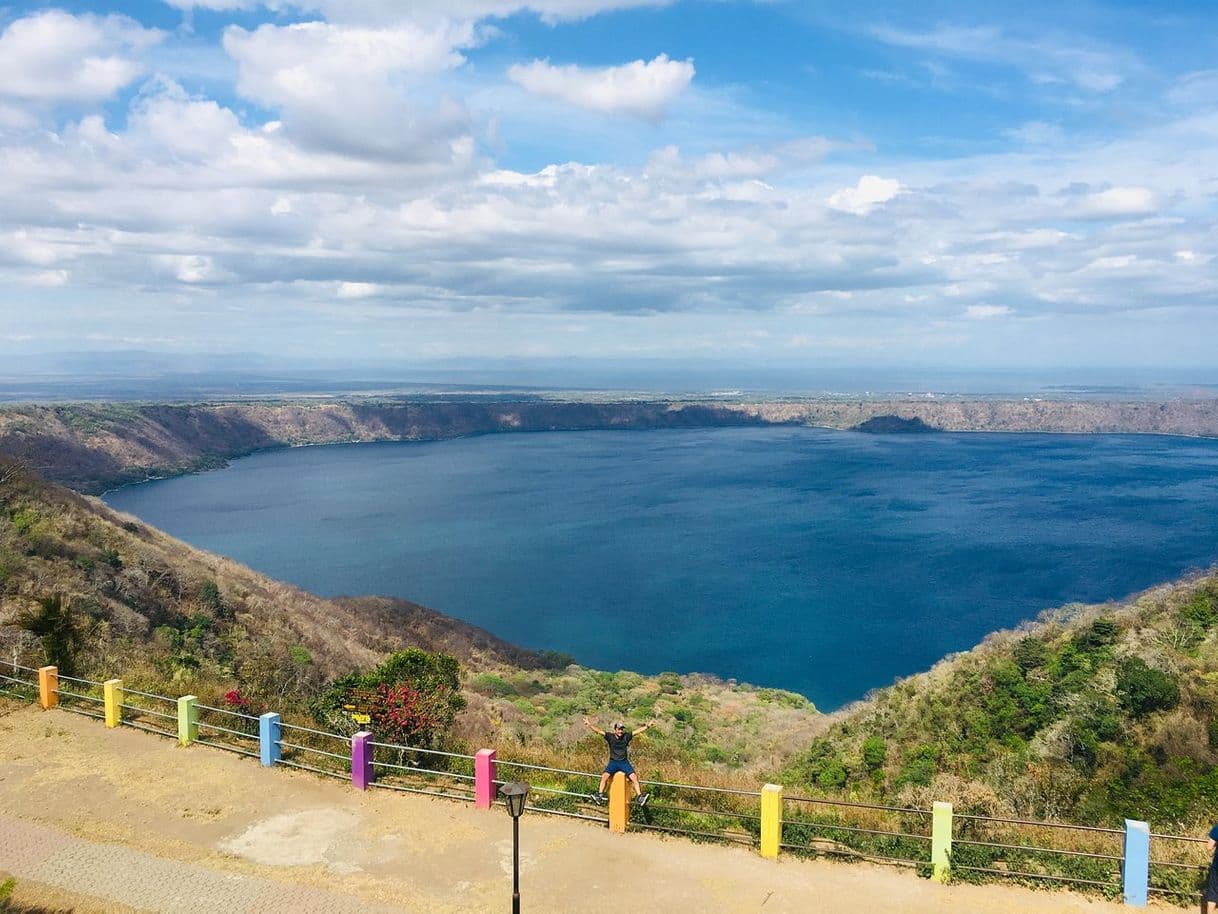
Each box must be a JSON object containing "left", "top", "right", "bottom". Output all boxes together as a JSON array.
[{"left": 786, "top": 576, "right": 1218, "bottom": 831}]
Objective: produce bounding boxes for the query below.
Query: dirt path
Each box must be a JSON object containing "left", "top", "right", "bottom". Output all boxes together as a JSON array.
[{"left": 0, "top": 701, "right": 1163, "bottom": 913}]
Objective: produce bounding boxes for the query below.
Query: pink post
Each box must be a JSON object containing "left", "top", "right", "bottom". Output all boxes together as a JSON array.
[
  {"left": 352, "top": 731, "right": 374, "bottom": 790},
  {"left": 475, "top": 748, "right": 497, "bottom": 809}
]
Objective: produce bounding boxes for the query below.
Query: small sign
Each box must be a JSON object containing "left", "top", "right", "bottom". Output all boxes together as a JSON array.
[{"left": 343, "top": 687, "right": 377, "bottom": 725}]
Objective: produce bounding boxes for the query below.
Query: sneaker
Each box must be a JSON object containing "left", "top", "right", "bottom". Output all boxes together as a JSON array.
[
  {"left": 635, "top": 793, "right": 650, "bottom": 807},
  {"left": 591, "top": 792, "right": 606, "bottom": 805}
]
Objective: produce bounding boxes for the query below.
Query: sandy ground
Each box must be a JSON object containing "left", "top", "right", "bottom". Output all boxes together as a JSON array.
[{"left": 0, "top": 700, "right": 1180, "bottom": 913}]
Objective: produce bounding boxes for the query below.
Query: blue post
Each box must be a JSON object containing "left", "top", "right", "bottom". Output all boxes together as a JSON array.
[
  {"left": 1123, "top": 818, "right": 1149, "bottom": 907},
  {"left": 259, "top": 712, "right": 281, "bottom": 767}
]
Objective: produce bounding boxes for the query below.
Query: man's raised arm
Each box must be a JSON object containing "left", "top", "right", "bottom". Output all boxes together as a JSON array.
[{"left": 582, "top": 716, "right": 605, "bottom": 736}]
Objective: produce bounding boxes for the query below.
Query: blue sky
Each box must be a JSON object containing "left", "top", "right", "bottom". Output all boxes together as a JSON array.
[{"left": 0, "top": 0, "right": 1215, "bottom": 386}]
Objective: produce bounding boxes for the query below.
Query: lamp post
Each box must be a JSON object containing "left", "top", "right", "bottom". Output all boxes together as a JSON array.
[{"left": 499, "top": 781, "right": 530, "bottom": 914}]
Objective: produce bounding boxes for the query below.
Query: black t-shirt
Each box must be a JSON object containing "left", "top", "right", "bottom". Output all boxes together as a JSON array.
[{"left": 605, "top": 730, "right": 632, "bottom": 761}]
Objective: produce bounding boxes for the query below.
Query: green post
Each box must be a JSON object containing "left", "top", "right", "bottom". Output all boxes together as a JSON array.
[
  {"left": 178, "top": 695, "right": 198, "bottom": 746},
  {"left": 931, "top": 801, "right": 952, "bottom": 883}
]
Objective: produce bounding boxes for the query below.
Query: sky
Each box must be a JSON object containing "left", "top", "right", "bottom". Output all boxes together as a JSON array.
[{"left": 0, "top": 0, "right": 1216, "bottom": 387}]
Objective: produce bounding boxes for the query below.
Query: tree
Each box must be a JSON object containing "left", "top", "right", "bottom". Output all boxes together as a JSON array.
[{"left": 17, "top": 595, "right": 81, "bottom": 674}]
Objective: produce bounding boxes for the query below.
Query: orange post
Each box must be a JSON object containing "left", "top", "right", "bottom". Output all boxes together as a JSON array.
[
  {"left": 608, "top": 772, "right": 631, "bottom": 833},
  {"left": 38, "top": 666, "right": 58, "bottom": 710}
]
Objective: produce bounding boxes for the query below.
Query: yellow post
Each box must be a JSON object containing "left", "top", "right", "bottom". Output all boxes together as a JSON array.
[
  {"left": 103, "top": 678, "right": 123, "bottom": 728},
  {"left": 931, "top": 801, "right": 952, "bottom": 884},
  {"left": 608, "top": 772, "right": 630, "bottom": 833},
  {"left": 38, "top": 666, "right": 58, "bottom": 710},
  {"left": 760, "top": 783, "right": 782, "bottom": 859},
  {"left": 178, "top": 695, "right": 198, "bottom": 746}
]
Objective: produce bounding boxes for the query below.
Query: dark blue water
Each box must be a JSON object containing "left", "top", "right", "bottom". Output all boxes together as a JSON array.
[{"left": 103, "top": 429, "right": 1218, "bottom": 710}]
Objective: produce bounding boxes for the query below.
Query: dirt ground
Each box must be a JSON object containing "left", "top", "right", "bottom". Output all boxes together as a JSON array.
[{"left": 0, "top": 700, "right": 1179, "bottom": 913}]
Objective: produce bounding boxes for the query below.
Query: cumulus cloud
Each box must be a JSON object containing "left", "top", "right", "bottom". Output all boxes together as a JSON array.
[
  {"left": 0, "top": 10, "right": 162, "bottom": 103},
  {"left": 508, "top": 54, "right": 694, "bottom": 121},
  {"left": 224, "top": 20, "right": 479, "bottom": 160},
  {"left": 827, "top": 175, "right": 902, "bottom": 215}
]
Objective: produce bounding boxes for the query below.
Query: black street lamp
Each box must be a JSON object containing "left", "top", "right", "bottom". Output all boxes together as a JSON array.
[{"left": 499, "top": 781, "right": 530, "bottom": 914}]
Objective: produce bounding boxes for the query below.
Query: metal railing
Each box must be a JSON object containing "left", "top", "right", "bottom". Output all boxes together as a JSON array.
[{"left": 2, "top": 664, "right": 1213, "bottom": 904}]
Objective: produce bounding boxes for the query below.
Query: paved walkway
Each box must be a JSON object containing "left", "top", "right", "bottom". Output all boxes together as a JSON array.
[
  {"left": 0, "top": 815, "right": 397, "bottom": 913},
  {"left": 0, "top": 701, "right": 1144, "bottom": 913}
]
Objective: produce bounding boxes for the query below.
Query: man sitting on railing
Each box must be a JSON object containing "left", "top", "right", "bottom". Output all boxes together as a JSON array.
[
  {"left": 1206, "top": 824, "right": 1218, "bottom": 913},
  {"left": 583, "top": 716, "right": 655, "bottom": 807}
]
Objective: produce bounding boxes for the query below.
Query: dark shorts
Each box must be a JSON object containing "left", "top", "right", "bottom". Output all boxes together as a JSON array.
[
  {"left": 1206, "top": 863, "right": 1218, "bottom": 902},
  {"left": 604, "top": 759, "right": 635, "bottom": 776}
]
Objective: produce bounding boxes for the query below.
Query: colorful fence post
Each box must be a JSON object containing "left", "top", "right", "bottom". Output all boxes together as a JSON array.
[
  {"left": 931, "top": 801, "right": 952, "bottom": 884},
  {"left": 103, "top": 678, "right": 123, "bottom": 728},
  {"left": 352, "top": 731, "right": 374, "bottom": 790},
  {"left": 760, "top": 783, "right": 782, "bottom": 859},
  {"left": 1123, "top": 819, "right": 1149, "bottom": 907},
  {"left": 259, "top": 712, "right": 281, "bottom": 767},
  {"left": 608, "top": 772, "right": 630, "bottom": 834},
  {"left": 37, "top": 666, "right": 58, "bottom": 710},
  {"left": 475, "top": 749, "right": 497, "bottom": 809},
  {"left": 177, "top": 695, "right": 198, "bottom": 746}
]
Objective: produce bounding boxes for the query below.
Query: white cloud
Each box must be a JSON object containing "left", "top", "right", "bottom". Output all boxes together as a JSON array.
[
  {"left": 337, "top": 281, "right": 383, "bottom": 298},
  {"left": 964, "top": 304, "right": 1012, "bottom": 320},
  {"left": 827, "top": 175, "right": 902, "bottom": 215},
  {"left": 1075, "top": 186, "right": 1158, "bottom": 218},
  {"left": 0, "top": 11, "right": 162, "bottom": 103},
  {"left": 508, "top": 54, "right": 694, "bottom": 122},
  {"left": 224, "top": 20, "right": 479, "bottom": 161}
]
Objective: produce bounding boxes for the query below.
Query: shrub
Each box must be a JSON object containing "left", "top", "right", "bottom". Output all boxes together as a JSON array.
[{"left": 1116, "top": 658, "right": 1180, "bottom": 717}]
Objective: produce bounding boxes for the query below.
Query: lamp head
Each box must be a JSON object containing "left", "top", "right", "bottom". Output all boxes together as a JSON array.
[{"left": 500, "top": 780, "right": 530, "bottom": 819}]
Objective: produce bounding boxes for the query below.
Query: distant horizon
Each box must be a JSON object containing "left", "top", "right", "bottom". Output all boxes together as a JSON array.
[{"left": 2, "top": 352, "right": 1217, "bottom": 404}]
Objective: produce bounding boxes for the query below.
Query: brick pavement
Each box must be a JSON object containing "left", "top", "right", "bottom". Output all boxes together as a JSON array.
[{"left": 0, "top": 815, "right": 404, "bottom": 913}]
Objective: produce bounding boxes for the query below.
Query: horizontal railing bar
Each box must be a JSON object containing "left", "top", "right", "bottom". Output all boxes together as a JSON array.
[
  {"left": 276, "top": 758, "right": 349, "bottom": 780},
  {"left": 952, "top": 864, "right": 1120, "bottom": 888},
  {"left": 525, "top": 805, "right": 606, "bottom": 824},
  {"left": 195, "top": 704, "right": 261, "bottom": 722},
  {"left": 370, "top": 781, "right": 475, "bottom": 801},
  {"left": 1149, "top": 859, "right": 1207, "bottom": 871},
  {"left": 779, "top": 842, "right": 924, "bottom": 867},
  {"left": 953, "top": 838, "right": 1123, "bottom": 862},
  {"left": 1150, "top": 832, "right": 1207, "bottom": 843},
  {"left": 368, "top": 741, "right": 475, "bottom": 761},
  {"left": 785, "top": 794, "right": 931, "bottom": 816},
  {"left": 374, "top": 760, "right": 476, "bottom": 781},
  {"left": 495, "top": 759, "right": 600, "bottom": 779},
  {"left": 58, "top": 689, "right": 105, "bottom": 703},
  {"left": 953, "top": 813, "right": 1124, "bottom": 836},
  {"left": 517, "top": 783, "right": 593, "bottom": 799},
  {"left": 280, "top": 722, "right": 348, "bottom": 742},
  {"left": 646, "top": 803, "right": 762, "bottom": 822},
  {"left": 4, "top": 663, "right": 41, "bottom": 673},
  {"left": 121, "top": 687, "right": 175, "bottom": 703},
  {"left": 0, "top": 688, "right": 30, "bottom": 699},
  {"left": 787, "top": 819, "right": 931, "bottom": 842},
  {"left": 56, "top": 673, "right": 102, "bottom": 686},
  {"left": 641, "top": 778, "right": 760, "bottom": 798},
  {"left": 1148, "top": 884, "right": 1204, "bottom": 896},
  {"left": 195, "top": 738, "right": 260, "bottom": 760},
  {"left": 59, "top": 705, "right": 105, "bottom": 721},
  {"left": 277, "top": 741, "right": 349, "bottom": 762},
  {"left": 630, "top": 821, "right": 755, "bottom": 845},
  {"left": 122, "top": 720, "right": 177, "bottom": 740},
  {"left": 0, "top": 673, "right": 34, "bottom": 686},
  {"left": 196, "top": 721, "right": 256, "bottom": 741},
  {"left": 120, "top": 704, "right": 178, "bottom": 722}
]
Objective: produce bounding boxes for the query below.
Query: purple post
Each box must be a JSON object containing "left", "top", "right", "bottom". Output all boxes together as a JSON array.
[
  {"left": 475, "top": 748, "right": 497, "bottom": 809},
  {"left": 352, "top": 731, "right": 374, "bottom": 790}
]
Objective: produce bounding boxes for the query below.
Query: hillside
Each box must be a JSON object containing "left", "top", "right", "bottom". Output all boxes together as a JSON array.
[
  {"left": 0, "top": 457, "right": 820, "bottom": 771},
  {"left": 787, "top": 571, "right": 1218, "bottom": 831},
  {"left": 2, "top": 397, "right": 1217, "bottom": 494}
]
